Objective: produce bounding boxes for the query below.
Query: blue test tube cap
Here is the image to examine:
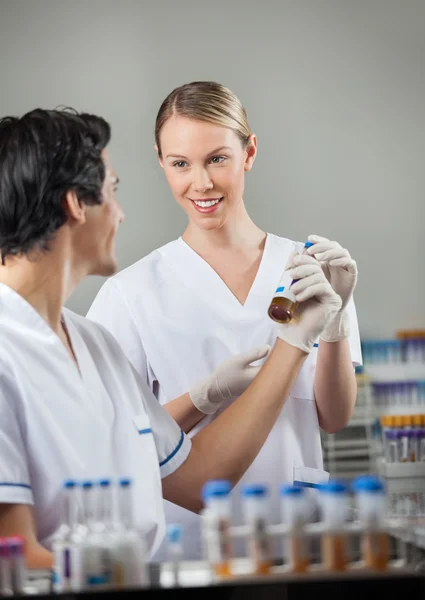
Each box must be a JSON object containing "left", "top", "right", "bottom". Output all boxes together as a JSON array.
[
  {"left": 241, "top": 483, "right": 269, "bottom": 498},
  {"left": 319, "top": 479, "right": 348, "bottom": 494},
  {"left": 304, "top": 241, "right": 314, "bottom": 249},
  {"left": 352, "top": 475, "right": 385, "bottom": 494},
  {"left": 63, "top": 479, "right": 77, "bottom": 489},
  {"left": 201, "top": 479, "right": 231, "bottom": 501},
  {"left": 167, "top": 523, "right": 183, "bottom": 544},
  {"left": 99, "top": 478, "right": 111, "bottom": 487},
  {"left": 119, "top": 477, "right": 132, "bottom": 487},
  {"left": 280, "top": 484, "right": 305, "bottom": 497},
  {"left": 81, "top": 480, "right": 93, "bottom": 489}
]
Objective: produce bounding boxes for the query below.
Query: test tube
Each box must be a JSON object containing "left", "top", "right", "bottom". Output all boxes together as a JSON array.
[
  {"left": 280, "top": 485, "right": 309, "bottom": 573},
  {"left": 268, "top": 241, "right": 314, "bottom": 324},
  {"left": 166, "top": 524, "right": 183, "bottom": 587},
  {"left": 385, "top": 430, "right": 398, "bottom": 463},
  {"left": 8, "top": 537, "right": 26, "bottom": 595},
  {"left": 0, "top": 538, "right": 12, "bottom": 597},
  {"left": 319, "top": 480, "right": 349, "bottom": 572},
  {"left": 241, "top": 484, "right": 272, "bottom": 575},
  {"left": 419, "top": 428, "right": 425, "bottom": 462},
  {"left": 410, "top": 429, "right": 421, "bottom": 462},
  {"left": 352, "top": 476, "right": 389, "bottom": 570},
  {"left": 201, "top": 480, "right": 233, "bottom": 578}
]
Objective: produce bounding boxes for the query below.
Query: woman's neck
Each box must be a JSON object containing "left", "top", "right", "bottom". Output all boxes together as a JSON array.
[{"left": 182, "top": 203, "right": 266, "bottom": 254}]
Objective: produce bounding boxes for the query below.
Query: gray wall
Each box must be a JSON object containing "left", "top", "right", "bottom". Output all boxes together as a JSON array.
[{"left": 0, "top": 0, "right": 424, "bottom": 337}]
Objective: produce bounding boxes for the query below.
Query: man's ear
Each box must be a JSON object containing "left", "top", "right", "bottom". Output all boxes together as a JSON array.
[{"left": 63, "top": 190, "right": 87, "bottom": 225}]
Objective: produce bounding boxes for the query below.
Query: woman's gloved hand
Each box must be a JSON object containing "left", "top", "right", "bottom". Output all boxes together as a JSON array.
[
  {"left": 189, "top": 345, "right": 271, "bottom": 414},
  {"left": 306, "top": 234, "right": 358, "bottom": 342},
  {"left": 276, "top": 251, "right": 343, "bottom": 353}
]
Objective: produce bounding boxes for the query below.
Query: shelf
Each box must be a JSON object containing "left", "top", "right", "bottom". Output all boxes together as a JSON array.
[
  {"left": 378, "top": 462, "right": 425, "bottom": 479},
  {"left": 322, "top": 439, "right": 372, "bottom": 450}
]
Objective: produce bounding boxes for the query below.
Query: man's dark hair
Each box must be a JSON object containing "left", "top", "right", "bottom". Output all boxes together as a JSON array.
[{"left": 0, "top": 108, "right": 111, "bottom": 264}]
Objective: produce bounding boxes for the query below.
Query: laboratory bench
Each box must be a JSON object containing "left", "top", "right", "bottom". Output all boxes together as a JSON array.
[{"left": 22, "top": 564, "right": 425, "bottom": 600}]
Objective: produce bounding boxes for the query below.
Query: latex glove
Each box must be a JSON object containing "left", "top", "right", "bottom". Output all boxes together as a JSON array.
[
  {"left": 189, "top": 345, "right": 271, "bottom": 414},
  {"left": 276, "top": 252, "right": 342, "bottom": 353},
  {"left": 306, "top": 234, "right": 358, "bottom": 342}
]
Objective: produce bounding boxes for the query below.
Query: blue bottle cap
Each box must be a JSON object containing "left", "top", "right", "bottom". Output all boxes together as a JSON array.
[
  {"left": 319, "top": 479, "right": 348, "bottom": 494},
  {"left": 82, "top": 480, "right": 93, "bottom": 489},
  {"left": 241, "top": 484, "right": 268, "bottom": 498},
  {"left": 99, "top": 478, "right": 111, "bottom": 487},
  {"left": 63, "top": 479, "right": 77, "bottom": 489},
  {"left": 352, "top": 475, "right": 385, "bottom": 493},
  {"left": 201, "top": 479, "right": 231, "bottom": 501},
  {"left": 280, "top": 484, "right": 305, "bottom": 496},
  {"left": 167, "top": 523, "right": 183, "bottom": 544},
  {"left": 304, "top": 241, "right": 314, "bottom": 249},
  {"left": 119, "top": 477, "right": 132, "bottom": 487}
]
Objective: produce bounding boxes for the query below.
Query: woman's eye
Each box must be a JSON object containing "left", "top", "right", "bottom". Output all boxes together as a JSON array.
[
  {"left": 173, "top": 161, "right": 187, "bottom": 168},
  {"left": 210, "top": 156, "right": 226, "bottom": 164}
]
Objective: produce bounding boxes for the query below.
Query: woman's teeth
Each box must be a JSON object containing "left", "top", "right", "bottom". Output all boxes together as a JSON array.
[{"left": 193, "top": 198, "right": 221, "bottom": 208}]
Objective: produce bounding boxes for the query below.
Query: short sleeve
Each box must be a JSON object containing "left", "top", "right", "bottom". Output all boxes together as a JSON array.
[
  {"left": 129, "top": 364, "right": 192, "bottom": 479},
  {"left": 0, "top": 361, "right": 33, "bottom": 505},
  {"left": 87, "top": 278, "right": 150, "bottom": 385},
  {"left": 346, "top": 297, "right": 362, "bottom": 367}
]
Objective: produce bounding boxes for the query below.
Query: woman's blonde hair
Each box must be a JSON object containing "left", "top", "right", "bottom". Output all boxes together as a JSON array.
[{"left": 155, "top": 81, "right": 252, "bottom": 158}]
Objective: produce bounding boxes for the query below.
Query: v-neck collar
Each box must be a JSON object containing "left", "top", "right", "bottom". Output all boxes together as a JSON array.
[
  {"left": 172, "top": 233, "right": 291, "bottom": 313},
  {"left": 178, "top": 233, "right": 270, "bottom": 310},
  {"left": 0, "top": 283, "right": 83, "bottom": 381}
]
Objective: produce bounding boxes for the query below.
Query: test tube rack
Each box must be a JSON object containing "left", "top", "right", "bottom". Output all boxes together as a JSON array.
[{"left": 200, "top": 517, "right": 414, "bottom": 582}]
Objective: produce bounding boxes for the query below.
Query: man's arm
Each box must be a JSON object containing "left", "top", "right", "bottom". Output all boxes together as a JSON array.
[
  {"left": 0, "top": 504, "right": 52, "bottom": 569},
  {"left": 162, "top": 339, "right": 305, "bottom": 512},
  {"left": 164, "top": 394, "right": 206, "bottom": 434}
]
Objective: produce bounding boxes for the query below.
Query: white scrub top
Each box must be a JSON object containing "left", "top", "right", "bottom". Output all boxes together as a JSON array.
[
  {"left": 87, "top": 233, "right": 362, "bottom": 559},
  {"left": 0, "top": 283, "right": 191, "bottom": 557}
]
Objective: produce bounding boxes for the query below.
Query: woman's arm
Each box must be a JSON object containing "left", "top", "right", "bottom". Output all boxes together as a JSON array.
[{"left": 314, "top": 340, "right": 357, "bottom": 433}]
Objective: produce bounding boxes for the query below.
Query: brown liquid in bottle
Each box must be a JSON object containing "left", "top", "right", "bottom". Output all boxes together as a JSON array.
[
  {"left": 363, "top": 532, "right": 389, "bottom": 570},
  {"left": 322, "top": 534, "right": 347, "bottom": 571},
  {"left": 288, "top": 536, "right": 309, "bottom": 573},
  {"left": 268, "top": 297, "right": 298, "bottom": 324}
]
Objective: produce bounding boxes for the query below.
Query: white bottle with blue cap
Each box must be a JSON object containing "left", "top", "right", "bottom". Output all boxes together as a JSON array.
[
  {"left": 167, "top": 523, "right": 183, "bottom": 587},
  {"left": 201, "top": 480, "right": 233, "bottom": 578},
  {"left": 82, "top": 478, "right": 114, "bottom": 590},
  {"left": 51, "top": 479, "right": 84, "bottom": 593},
  {"left": 352, "top": 475, "right": 389, "bottom": 570},
  {"left": 241, "top": 484, "right": 272, "bottom": 574},
  {"left": 280, "top": 484, "right": 309, "bottom": 573},
  {"left": 112, "top": 478, "right": 149, "bottom": 588},
  {"left": 319, "top": 480, "right": 349, "bottom": 571}
]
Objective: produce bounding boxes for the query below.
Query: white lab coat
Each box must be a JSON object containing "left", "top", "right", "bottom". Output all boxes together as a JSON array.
[
  {"left": 87, "top": 233, "right": 362, "bottom": 559},
  {"left": 0, "top": 283, "right": 191, "bottom": 557}
]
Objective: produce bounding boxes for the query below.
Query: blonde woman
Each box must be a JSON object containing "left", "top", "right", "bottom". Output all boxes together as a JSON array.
[{"left": 87, "top": 81, "right": 362, "bottom": 560}]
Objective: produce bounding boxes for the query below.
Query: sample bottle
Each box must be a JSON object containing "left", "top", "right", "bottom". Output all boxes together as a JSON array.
[
  {"left": 52, "top": 479, "right": 84, "bottom": 593},
  {"left": 280, "top": 484, "right": 309, "bottom": 573},
  {"left": 82, "top": 479, "right": 115, "bottom": 590},
  {"left": 8, "top": 537, "right": 26, "bottom": 595},
  {"left": 167, "top": 524, "right": 183, "bottom": 587},
  {"left": 319, "top": 480, "right": 349, "bottom": 572},
  {"left": 268, "top": 241, "right": 314, "bottom": 324},
  {"left": 0, "top": 537, "right": 12, "bottom": 596},
  {"left": 201, "top": 480, "right": 233, "bottom": 578},
  {"left": 352, "top": 476, "right": 389, "bottom": 570},
  {"left": 113, "top": 478, "right": 149, "bottom": 588},
  {"left": 241, "top": 484, "right": 272, "bottom": 575}
]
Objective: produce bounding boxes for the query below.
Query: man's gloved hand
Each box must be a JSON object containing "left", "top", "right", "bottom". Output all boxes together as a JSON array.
[
  {"left": 189, "top": 345, "right": 271, "bottom": 414},
  {"left": 276, "top": 251, "right": 343, "bottom": 353},
  {"left": 306, "top": 235, "right": 358, "bottom": 342}
]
